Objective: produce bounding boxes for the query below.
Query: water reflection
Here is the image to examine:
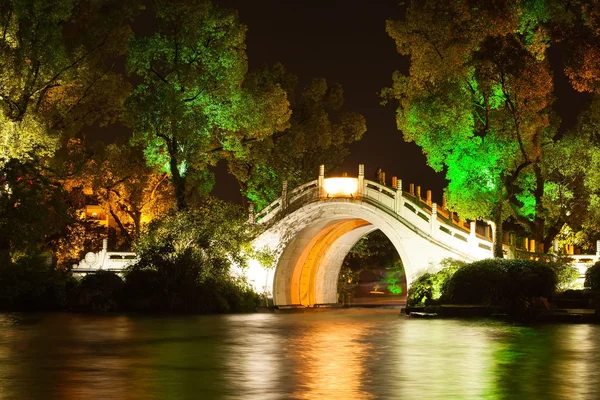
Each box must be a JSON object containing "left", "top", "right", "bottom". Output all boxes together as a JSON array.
[
  {"left": 286, "top": 315, "right": 375, "bottom": 399},
  {"left": 1, "top": 311, "right": 600, "bottom": 399}
]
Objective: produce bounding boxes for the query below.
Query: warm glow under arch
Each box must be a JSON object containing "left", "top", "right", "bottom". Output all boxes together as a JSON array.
[
  {"left": 247, "top": 200, "right": 475, "bottom": 307},
  {"left": 240, "top": 165, "right": 500, "bottom": 307}
]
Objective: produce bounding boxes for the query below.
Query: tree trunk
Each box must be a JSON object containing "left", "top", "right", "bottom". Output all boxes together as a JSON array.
[
  {"left": 167, "top": 140, "right": 187, "bottom": 211},
  {"left": 493, "top": 202, "right": 504, "bottom": 258}
]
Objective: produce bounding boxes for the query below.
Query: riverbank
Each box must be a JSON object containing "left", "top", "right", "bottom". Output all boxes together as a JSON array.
[{"left": 405, "top": 304, "right": 600, "bottom": 323}]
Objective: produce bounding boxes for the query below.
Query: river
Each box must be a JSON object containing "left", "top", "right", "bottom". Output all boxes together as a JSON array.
[{"left": 0, "top": 309, "right": 598, "bottom": 399}]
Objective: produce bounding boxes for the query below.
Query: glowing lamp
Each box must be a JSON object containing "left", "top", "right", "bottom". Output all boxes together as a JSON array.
[{"left": 323, "top": 177, "right": 358, "bottom": 197}]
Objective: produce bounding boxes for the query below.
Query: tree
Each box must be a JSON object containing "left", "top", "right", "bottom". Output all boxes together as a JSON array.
[
  {"left": 228, "top": 63, "right": 367, "bottom": 211},
  {"left": 126, "top": 0, "right": 290, "bottom": 210},
  {"left": 0, "top": 158, "right": 74, "bottom": 263},
  {"left": 0, "top": 0, "right": 137, "bottom": 165},
  {"left": 85, "top": 142, "right": 173, "bottom": 246},
  {"left": 548, "top": 95, "right": 600, "bottom": 251},
  {"left": 382, "top": 0, "right": 578, "bottom": 256}
]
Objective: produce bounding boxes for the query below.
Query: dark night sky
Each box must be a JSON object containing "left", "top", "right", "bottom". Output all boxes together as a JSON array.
[{"left": 104, "top": 0, "right": 590, "bottom": 205}]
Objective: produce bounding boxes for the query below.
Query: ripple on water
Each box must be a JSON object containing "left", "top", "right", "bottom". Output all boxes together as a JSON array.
[{"left": 0, "top": 310, "right": 599, "bottom": 400}]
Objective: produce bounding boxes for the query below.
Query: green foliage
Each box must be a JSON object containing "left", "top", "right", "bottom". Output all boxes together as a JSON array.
[
  {"left": 383, "top": 0, "right": 579, "bottom": 249},
  {"left": 407, "top": 258, "right": 466, "bottom": 306},
  {"left": 383, "top": 260, "right": 405, "bottom": 294},
  {"left": 126, "top": 0, "right": 290, "bottom": 210},
  {"left": 0, "top": 0, "right": 136, "bottom": 165},
  {"left": 230, "top": 63, "right": 366, "bottom": 210},
  {"left": 0, "top": 159, "right": 74, "bottom": 262},
  {"left": 76, "top": 270, "right": 124, "bottom": 312},
  {"left": 548, "top": 261, "right": 580, "bottom": 291},
  {"left": 443, "top": 259, "right": 557, "bottom": 308},
  {"left": 339, "top": 230, "right": 406, "bottom": 300},
  {"left": 129, "top": 197, "right": 262, "bottom": 312},
  {"left": 585, "top": 261, "right": 600, "bottom": 290}
]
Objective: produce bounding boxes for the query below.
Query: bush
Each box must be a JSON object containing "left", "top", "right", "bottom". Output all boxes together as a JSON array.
[
  {"left": 0, "top": 255, "right": 76, "bottom": 311},
  {"left": 549, "top": 261, "right": 580, "bottom": 291},
  {"left": 407, "top": 258, "right": 465, "bottom": 306},
  {"left": 123, "top": 268, "right": 162, "bottom": 311},
  {"left": 76, "top": 270, "right": 124, "bottom": 312},
  {"left": 443, "top": 259, "right": 557, "bottom": 309},
  {"left": 585, "top": 261, "right": 600, "bottom": 290},
  {"left": 126, "top": 201, "right": 264, "bottom": 313}
]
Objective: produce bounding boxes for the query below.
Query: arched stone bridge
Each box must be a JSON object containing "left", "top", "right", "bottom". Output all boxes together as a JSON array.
[{"left": 244, "top": 165, "right": 500, "bottom": 307}]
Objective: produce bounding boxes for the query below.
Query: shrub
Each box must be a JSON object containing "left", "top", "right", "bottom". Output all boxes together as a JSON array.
[
  {"left": 123, "top": 268, "right": 162, "bottom": 311},
  {"left": 407, "top": 258, "right": 466, "bottom": 306},
  {"left": 548, "top": 261, "right": 580, "bottom": 291},
  {"left": 127, "top": 200, "right": 264, "bottom": 313},
  {"left": 585, "top": 261, "right": 600, "bottom": 290},
  {"left": 0, "top": 255, "right": 76, "bottom": 311},
  {"left": 443, "top": 259, "right": 557, "bottom": 309},
  {"left": 76, "top": 270, "right": 124, "bottom": 312}
]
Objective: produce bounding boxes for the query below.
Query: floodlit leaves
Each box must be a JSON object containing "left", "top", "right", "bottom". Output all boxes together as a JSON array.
[
  {"left": 0, "top": 0, "right": 137, "bottom": 165},
  {"left": 126, "top": 0, "right": 291, "bottom": 210},
  {"left": 384, "top": 0, "right": 568, "bottom": 253},
  {"left": 229, "top": 63, "right": 366, "bottom": 210}
]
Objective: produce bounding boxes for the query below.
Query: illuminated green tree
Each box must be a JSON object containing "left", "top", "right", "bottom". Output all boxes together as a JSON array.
[
  {"left": 125, "top": 0, "right": 290, "bottom": 210},
  {"left": 383, "top": 0, "right": 568, "bottom": 256},
  {"left": 548, "top": 95, "right": 600, "bottom": 251},
  {"left": 0, "top": 0, "right": 136, "bottom": 165},
  {"left": 228, "top": 63, "right": 366, "bottom": 210}
]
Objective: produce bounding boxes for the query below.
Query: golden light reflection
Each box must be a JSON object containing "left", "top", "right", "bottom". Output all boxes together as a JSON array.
[
  {"left": 551, "top": 324, "right": 596, "bottom": 398},
  {"left": 221, "top": 314, "right": 283, "bottom": 400},
  {"left": 323, "top": 177, "right": 358, "bottom": 197},
  {"left": 288, "top": 316, "right": 375, "bottom": 400}
]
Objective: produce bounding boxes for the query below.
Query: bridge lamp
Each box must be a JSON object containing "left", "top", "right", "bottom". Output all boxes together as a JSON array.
[{"left": 323, "top": 177, "right": 359, "bottom": 197}]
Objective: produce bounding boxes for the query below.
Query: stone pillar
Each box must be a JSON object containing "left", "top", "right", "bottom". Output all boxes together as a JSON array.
[
  {"left": 416, "top": 186, "right": 421, "bottom": 202},
  {"left": 357, "top": 164, "right": 364, "bottom": 198},
  {"left": 281, "top": 180, "right": 288, "bottom": 210},
  {"left": 530, "top": 239, "right": 536, "bottom": 253},
  {"left": 102, "top": 239, "right": 108, "bottom": 251},
  {"left": 318, "top": 164, "right": 325, "bottom": 198},
  {"left": 248, "top": 203, "right": 255, "bottom": 223},
  {"left": 395, "top": 179, "right": 403, "bottom": 215},
  {"left": 442, "top": 196, "right": 447, "bottom": 210},
  {"left": 469, "top": 221, "right": 477, "bottom": 255},
  {"left": 426, "top": 190, "right": 432, "bottom": 206},
  {"left": 430, "top": 203, "right": 437, "bottom": 237},
  {"left": 409, "top": 183, "right": 415, "bottom": 196},
  {"left": 391, "top": 176, "right": 398, "bottom": 189},
  {"left": 382, "top": 172, "right": 386, "bottom": 186}
]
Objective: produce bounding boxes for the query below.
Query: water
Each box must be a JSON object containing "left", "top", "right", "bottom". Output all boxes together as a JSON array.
[{"left": 0, "top": 310, "right": 599, "bottom": 399}]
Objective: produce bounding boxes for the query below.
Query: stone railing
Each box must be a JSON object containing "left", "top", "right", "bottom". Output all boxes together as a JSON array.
[
  {"left": 253, "top": 164, "right": 496, "bottom": 260},
  {"left": 72, "top": 239, "right": 137, "bottom": 274}
]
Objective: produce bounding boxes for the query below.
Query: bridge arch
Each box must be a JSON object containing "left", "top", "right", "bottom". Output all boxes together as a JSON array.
[{"left": 244, "top": 165, "right": 496, "bottom": 307}]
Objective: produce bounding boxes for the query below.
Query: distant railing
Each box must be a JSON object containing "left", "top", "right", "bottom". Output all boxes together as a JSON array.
[{"left": 72, "top": 240, "right": 137, "bottom": 274}]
